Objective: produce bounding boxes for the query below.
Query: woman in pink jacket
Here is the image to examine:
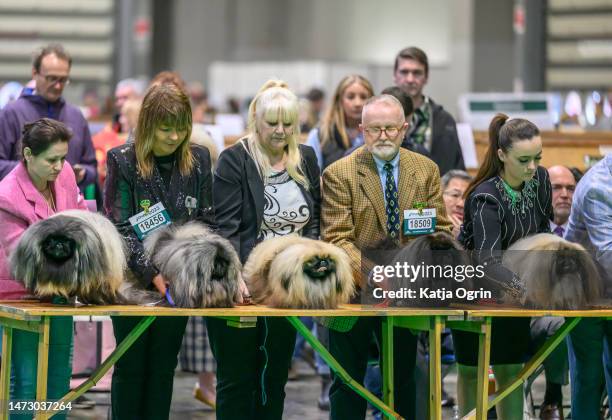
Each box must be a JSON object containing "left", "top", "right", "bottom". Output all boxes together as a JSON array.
[{"left": 0, "top": 118, "right": 87, "bottom": 420}]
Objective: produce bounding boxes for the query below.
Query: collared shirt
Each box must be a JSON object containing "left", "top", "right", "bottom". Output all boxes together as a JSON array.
[
  {"left": 565, "top": 154, "right": 612, "bottom": 272},
  {"left": 373, "top": 151, "right": 400, "bottom": 208},
  {"left": 549, "top": 221, "right": 568, "bottom": 233}
]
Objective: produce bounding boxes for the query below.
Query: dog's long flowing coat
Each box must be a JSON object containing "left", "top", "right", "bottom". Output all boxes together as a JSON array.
[
  {"left": 503, "top": 233, "right": 602, "bottom": 309},
  {"left": 10, "top": 210, "right": 126, "bottom": 304},
  {"left": 143, "top": 222, "right": 241, "bottom": 308},
  {"left": 243, "top": 235, "right": 354, "bottom": 309},
  {"left": 385, "top": 231, "right": 472, "bottom": 306}
]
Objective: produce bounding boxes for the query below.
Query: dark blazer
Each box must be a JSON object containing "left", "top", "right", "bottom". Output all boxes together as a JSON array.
[
  {"left": 104, "top": 143, "right": 214, "bottom": 286},
  {"left": 213, "top": 140, "right": 321, "bottom": 264}
]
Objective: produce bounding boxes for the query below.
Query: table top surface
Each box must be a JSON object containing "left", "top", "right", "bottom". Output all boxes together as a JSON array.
[
  {"left": 0, "top": 301, "right": 611, "bottom": 321},
  {"left": 0, "top": 301, "right": 466, "bottom": 321}
]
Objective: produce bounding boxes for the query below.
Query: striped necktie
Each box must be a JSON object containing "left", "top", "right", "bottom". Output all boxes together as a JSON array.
[
  {"left": 384, "top": 163, "right": 400, "bottom": 241},
  {"left": 553, "top": 225, "right": 565, "bottom": 237}
]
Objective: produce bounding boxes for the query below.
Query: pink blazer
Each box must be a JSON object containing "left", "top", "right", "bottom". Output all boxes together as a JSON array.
[{"left": 0, "top": 161, "right": 87, "bottom": 299}]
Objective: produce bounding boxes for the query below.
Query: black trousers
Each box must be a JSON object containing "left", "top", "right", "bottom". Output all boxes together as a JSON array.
[
  {"left": 110, "top": 316, "right": 187, "bottom": 420},
  {"left": 329, "top": 317, "right": 418, "bottom": 420},
  {"left": 206, "top": 316, "right": 296, "bottom": 420}
]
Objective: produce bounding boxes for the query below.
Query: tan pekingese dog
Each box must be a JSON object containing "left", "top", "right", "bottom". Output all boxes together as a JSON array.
[{"left": 243, "top": 235, "right": 354, "bottom": 309}]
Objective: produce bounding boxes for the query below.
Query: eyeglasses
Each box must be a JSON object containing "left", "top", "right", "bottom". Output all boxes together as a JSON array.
[
  {"left": 443, "top": 189, "right": 464, "bottom": 200},
  {"left": 364, "top": 126, "right": 403, "bottom": 139},
  {"left": 40, "top": 74, "right": 70, "bottom": 85}
]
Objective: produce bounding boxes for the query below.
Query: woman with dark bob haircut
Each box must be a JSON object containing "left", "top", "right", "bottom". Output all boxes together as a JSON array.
[
  {"left": 0, "top": 118, "right": 87, "bottom": 420},
  {"left": 104, "top": 82, "right": 216, "bottom": 419}
]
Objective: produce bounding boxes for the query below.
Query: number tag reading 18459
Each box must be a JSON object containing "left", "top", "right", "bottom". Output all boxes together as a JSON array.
[
  {"left": 129, "top": 202, "right": 172, "bottom": 240},
  {"left": 403, "top": 208, "right": 436, "bottom": 235}
]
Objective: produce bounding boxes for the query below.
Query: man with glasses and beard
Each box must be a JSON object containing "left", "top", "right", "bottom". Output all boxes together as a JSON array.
[
  {"left": 0, "top": 43, "right": 96, "bottom": 192},
  {"left": 321, "top": 94, "right": 451, "bottom": 419}
]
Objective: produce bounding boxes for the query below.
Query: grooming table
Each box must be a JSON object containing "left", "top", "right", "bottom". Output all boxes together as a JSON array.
[
  {"left": 456, "top": 307, "right": 612, "bottom": 420},
  {"left": 0, "top": 302, "right": 464, "bottom": 420}
]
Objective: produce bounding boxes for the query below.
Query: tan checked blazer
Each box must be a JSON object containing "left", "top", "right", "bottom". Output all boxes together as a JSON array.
[{"left": 320, "top": 146, "right": 452, "bottom": 331}]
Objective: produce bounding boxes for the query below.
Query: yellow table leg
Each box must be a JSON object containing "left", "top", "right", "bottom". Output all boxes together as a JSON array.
[
  {"left": 382, "top": 317, "right": 394, "bottom": 417},
  {"left": 428, "top": 316, "right": 443, "bottom": 420},
  {"left": 35, "top": 317, "right": 50, "bottom": 420},
  {"left": 1, "top": 326, "right": 12, "bottom": 420},
  {"left": 475, "top": 317, "right": 491, "bottom": 420}
]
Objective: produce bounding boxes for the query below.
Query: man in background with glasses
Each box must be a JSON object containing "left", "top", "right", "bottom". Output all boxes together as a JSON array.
[
  {"left": 441, "top": 169, "right": 472, "bottom": 238},
  {"left": 321, "top": 94, "right": 451, "bottom": 419},
  {"left": 0, "top": 43, "right": 96, "bottom": 191}
]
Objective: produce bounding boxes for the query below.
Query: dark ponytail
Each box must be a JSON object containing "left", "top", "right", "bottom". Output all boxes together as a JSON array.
[{"left": 464, "top": 113, "right": 540, "bottom": 199}]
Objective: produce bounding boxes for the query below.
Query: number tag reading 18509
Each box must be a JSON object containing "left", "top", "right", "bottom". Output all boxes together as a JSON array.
[
  {"left": 129, "top": 202, "right": 172, "bottom": 240},
  {"left": 403, "top": 208, "right": 436, "bottom": 235}
]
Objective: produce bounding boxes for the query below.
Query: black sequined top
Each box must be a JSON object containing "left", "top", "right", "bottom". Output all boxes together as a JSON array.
[
  {"left": 103, "top": 143, "right": 215, "bottom": 286},
  {"left": 458, "top": 166, "right": 553, "bottom": 297}
]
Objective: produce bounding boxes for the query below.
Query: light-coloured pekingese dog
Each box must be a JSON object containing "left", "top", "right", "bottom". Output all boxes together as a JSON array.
[{"left": 243, "top": 235, "right": 354, "bottom": 309}]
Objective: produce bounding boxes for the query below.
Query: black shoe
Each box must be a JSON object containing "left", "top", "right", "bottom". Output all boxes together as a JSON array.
[{"left": 318, "top": 375, "right": 331, "bottom": 411}]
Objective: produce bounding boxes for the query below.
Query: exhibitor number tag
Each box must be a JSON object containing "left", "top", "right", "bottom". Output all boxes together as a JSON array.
[
  {"left": 129, "top": 202, "right": 172, "bottom": 240},
  {"left": 403, "top": 208, "right": 436, "bottom": 235}
]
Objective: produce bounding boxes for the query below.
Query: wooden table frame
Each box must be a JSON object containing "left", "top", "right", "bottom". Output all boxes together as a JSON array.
[
  {"left": 0, "top": 303, "right": 465, "bottom": 420},
  {"left": 2, "top": 303, "right": 611, "bottom": 420},
  {"left": 454, "top": 308, "right": 612, "bottom": 420}
]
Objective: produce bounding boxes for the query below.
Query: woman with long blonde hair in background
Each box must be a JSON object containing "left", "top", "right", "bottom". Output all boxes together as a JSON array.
[{"left": 306, "top": 74, "right": 373, "bottom": 170}]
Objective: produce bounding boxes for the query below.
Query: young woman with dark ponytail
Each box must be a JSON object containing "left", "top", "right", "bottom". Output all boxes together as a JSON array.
[{"left": 453, "top": 113, "right": 553, "bottom": 419}]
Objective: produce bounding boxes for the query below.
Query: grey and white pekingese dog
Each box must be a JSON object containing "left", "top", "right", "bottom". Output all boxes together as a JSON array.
[
  {"left": 10, "top": 210, "right": 126, "bottom": 304},
  {"left": 142, "top": 222, "right": 241, "bottom": 308},
  {"left": 243, "top": 235, "right": 354, "bottom": 309},
  {"left": 502, "top": 233, "right": 602, "bottom": 309}
]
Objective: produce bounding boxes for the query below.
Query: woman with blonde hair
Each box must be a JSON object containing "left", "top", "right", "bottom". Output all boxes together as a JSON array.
[
  {"left": 209, "top": 79, "right": 320, "bottom": 419},
  {"left": 104, "top": 82, "right": 216, "bottom": 419},
  {"left": 306, "top": 74, "right": 373, "bottom": 170}
]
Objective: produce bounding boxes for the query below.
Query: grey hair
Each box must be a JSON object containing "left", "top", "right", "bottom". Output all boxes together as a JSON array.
[
  {"left": 441, "top": 169, "right": 472, "bottom": 190},
  {"left": 362, "top": 94, "right": 405, "bottom": 122},
  {"left": 115, "top": 78, "right": 147, "bottom": 96}
]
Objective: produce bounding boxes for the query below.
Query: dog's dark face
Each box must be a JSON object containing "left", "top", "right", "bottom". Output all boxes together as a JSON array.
[
  {"left": 211, "top": 257, "right": 229, "bottom": 281},
  {"left": 553, "top": 249, "right": 581, "bottom": 277},
  {"left": 303, "top": 256, "right": 336, "bottom": 280},
  {"left": 41, "top": 234, "right": 76, "bottom": 264}
]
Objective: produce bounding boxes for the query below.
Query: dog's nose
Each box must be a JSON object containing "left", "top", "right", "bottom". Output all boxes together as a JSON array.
[{"left": 316, "top": 259, "right": 329, "bottom": 270}]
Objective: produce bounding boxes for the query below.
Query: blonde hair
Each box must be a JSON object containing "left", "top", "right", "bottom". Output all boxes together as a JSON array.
[
  {"left": 135, "top": 83, "right": 194, "bottom": 178},
  {"left": 320, "top": 75, "right": 374, "bottom": 150},
  {"left": 246, "top": 79, "right": 308, "bottom": 188}
]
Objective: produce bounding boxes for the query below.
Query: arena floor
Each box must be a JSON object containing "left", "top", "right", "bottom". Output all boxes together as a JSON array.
[{"left": 67, "top": 358, "right": 567, "bottom": 420}]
